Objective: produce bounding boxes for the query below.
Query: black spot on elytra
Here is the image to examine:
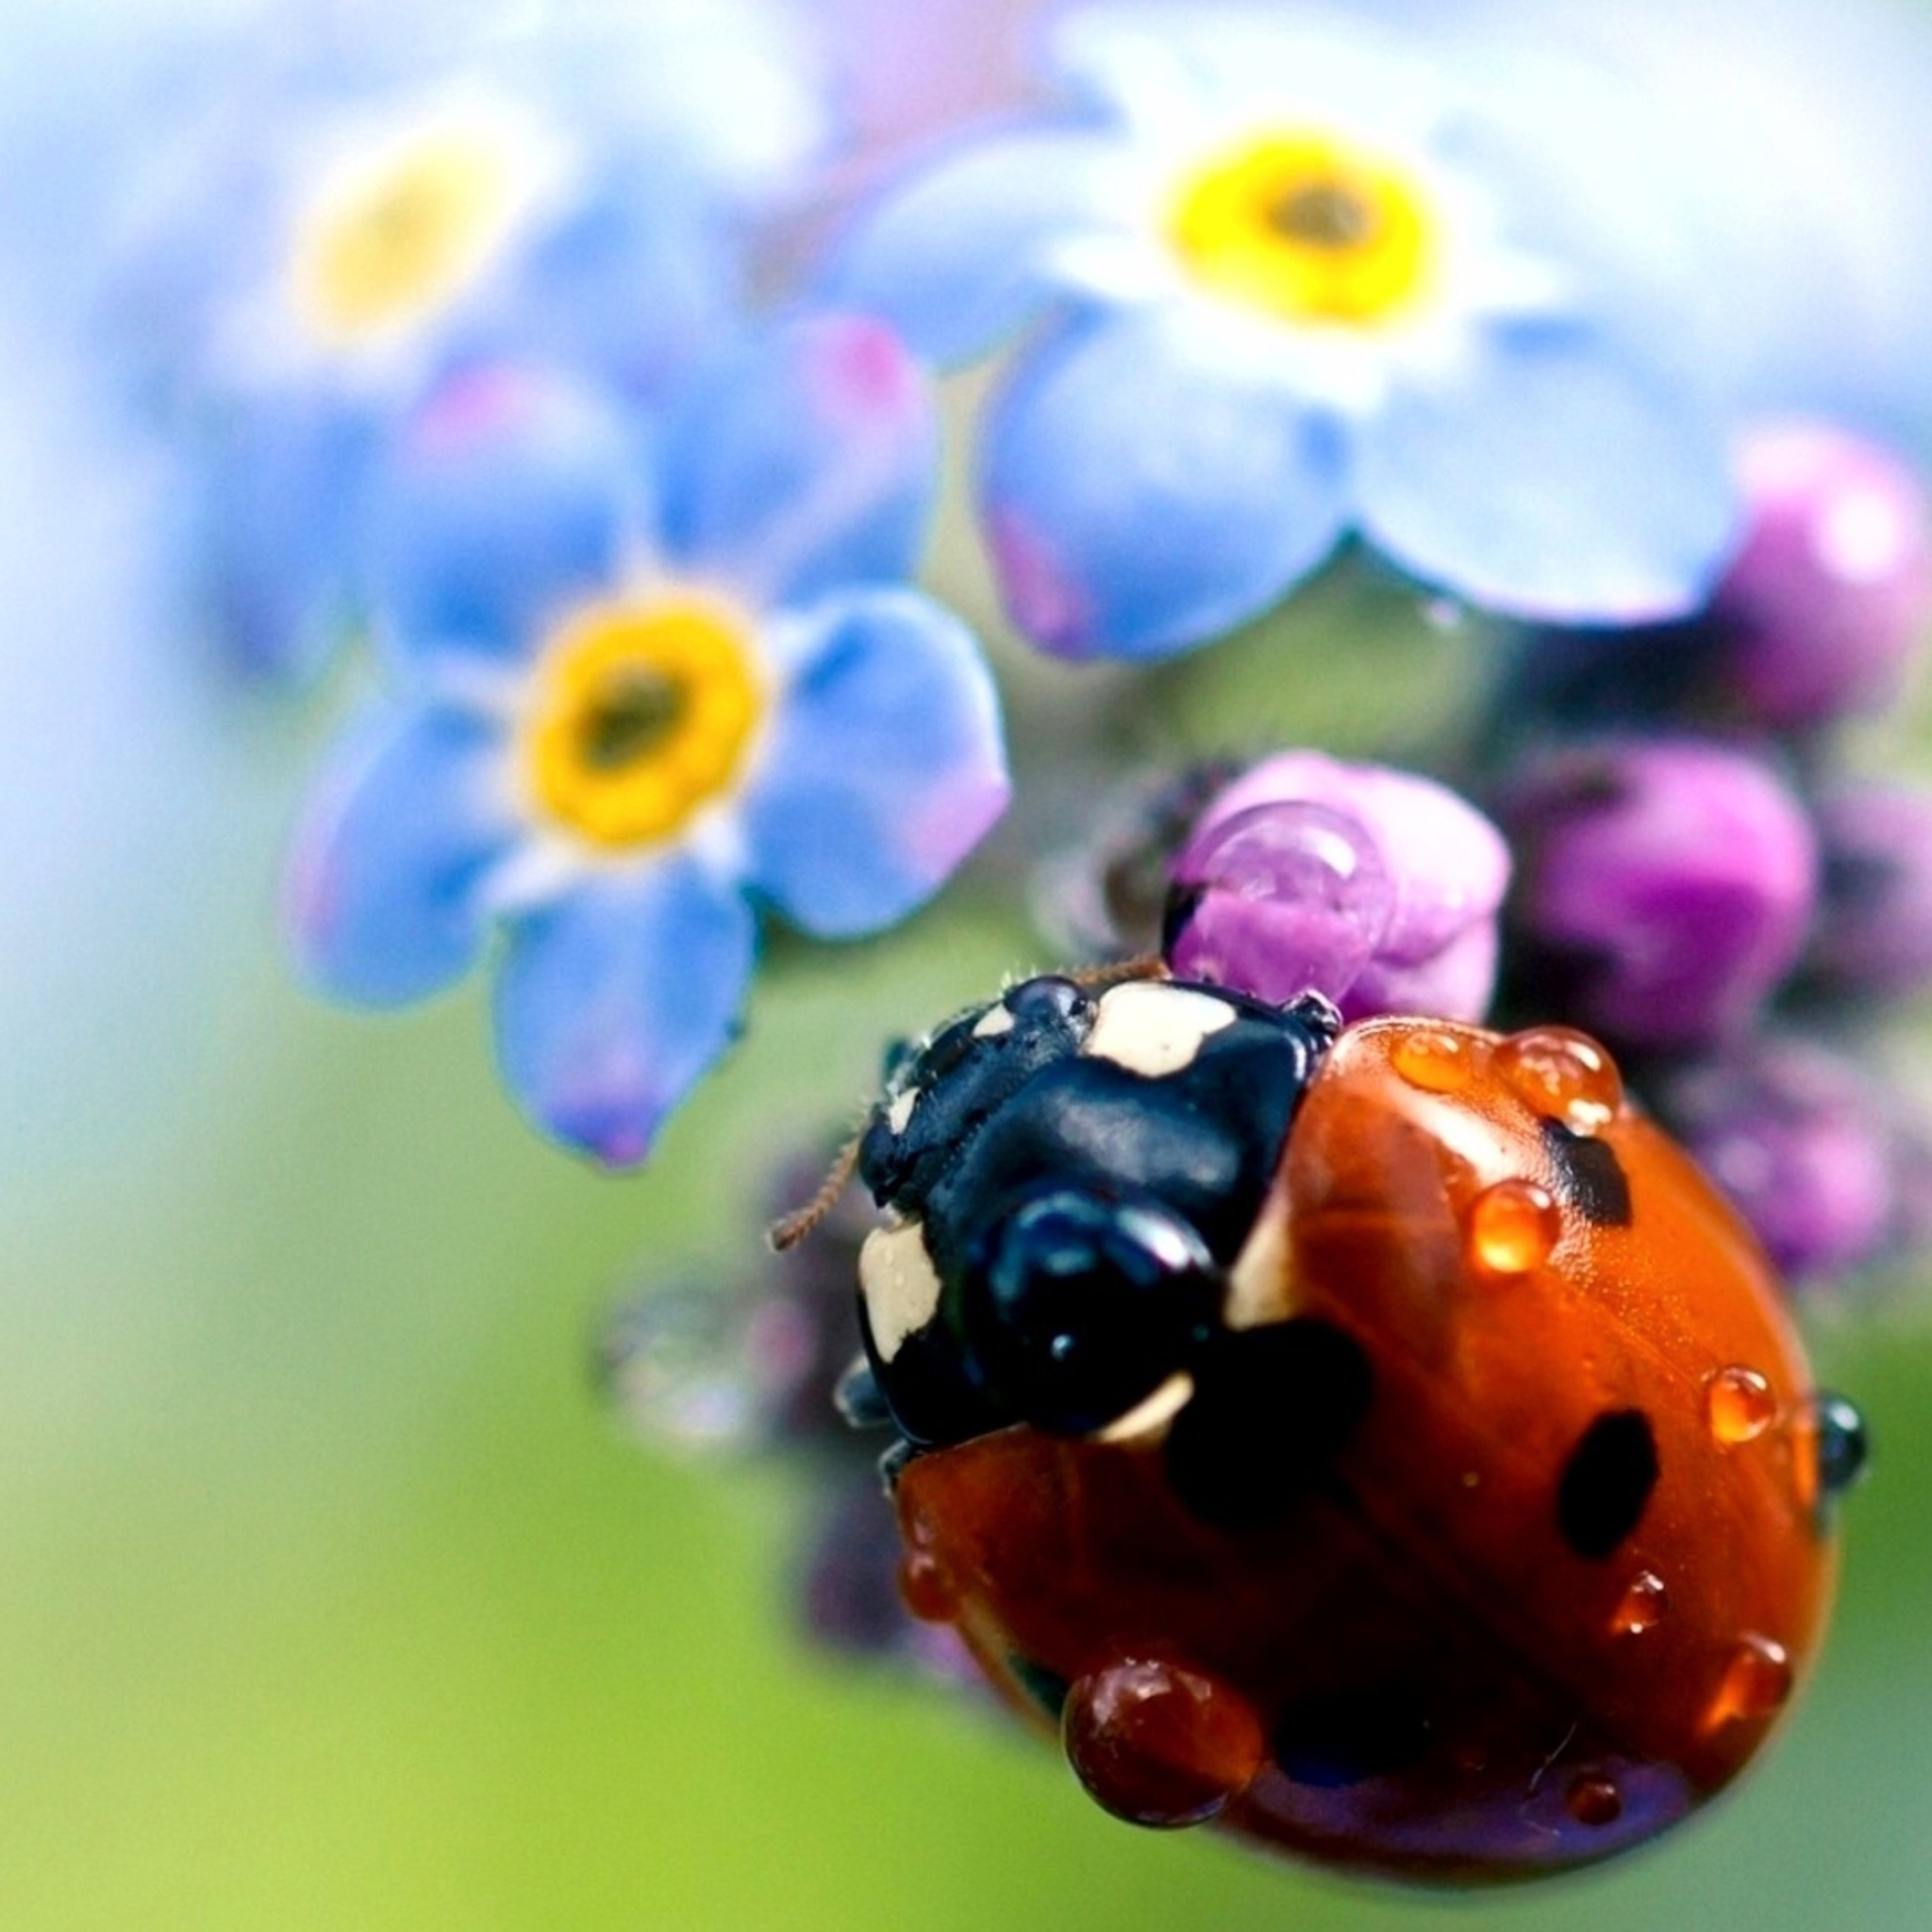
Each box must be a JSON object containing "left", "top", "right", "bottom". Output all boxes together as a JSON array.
[
  {"left": 1541, "top": 1120, "right": 1633, "bottom": 1226},
  {"left": 1274, "top": 1689, "right": 1433, "bottom": 1788},
  {"left": 1557, "top": 1410, "right": 1658, "bottom": 1558},
  {"left": 1007, "top": 1655, "right": 1071, "bottom": 1722},
  {"left": 1164, "top": 1320, "right": 1374, "bottom": 1529}
]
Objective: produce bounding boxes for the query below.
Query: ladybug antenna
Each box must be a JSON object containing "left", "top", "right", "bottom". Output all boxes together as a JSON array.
[
  {"left": 768, "top": 1127, "right": 865, "bottom": 1253},
  {"left": 1063, "top": 953, "right": 1169, "bottom": 991}
]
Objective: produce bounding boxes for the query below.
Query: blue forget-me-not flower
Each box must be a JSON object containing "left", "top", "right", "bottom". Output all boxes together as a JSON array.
[
  {"left": 283, "top": 315, "right": 1010, "bottom": 1165},
  {"left": 131, "top": 1, "right": 825, "bottom": 683},
  {"left": 826, "top": 1, "right": 1741, "bottom": 660}
]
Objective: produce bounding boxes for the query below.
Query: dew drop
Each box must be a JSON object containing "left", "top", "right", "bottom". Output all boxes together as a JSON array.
[
  {"left": 1165, "top": 802, "right": 1392, "bottom": 1007},
  {"left": 1063, "top": 1657, "right": 1265, "bottom": 1828},
  {"left": 1609, "top": 1570, "right": 1670, "bottom": 1638},
  {"left": 1809, "top": 1391, "right": 1871, "bottom": 1495},
  {"left": 1707, "top": 1365, "right": 1778, "bottom": 1445},
  {"left": 1392, "top": 1026, "right": 1474, "bottom": 1094},
  {"left": 1493, "top": 1027, "right": 1624, "bottom": 1135},
  {"left": 898, "top": 1549, "right": 958, "bottom": 1624},
  {"left": 1466, "top": 1179, "right": 1561, "bottom": 1276},
  {"left": 1565, "top": 1773, "right": 1624, "bottom": 1827},
  {"left": 1704, "top": 1635, "right": 1794, "bottom": 1730}
]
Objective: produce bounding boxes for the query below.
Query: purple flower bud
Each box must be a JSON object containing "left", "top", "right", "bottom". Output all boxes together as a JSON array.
[
  {"left": 795, "top": 1471, "right": 983, "bottom": 1687},
  {"left": 1503, "top": 738, "right": 1817, "bottom": 1051},
  {"left": 1717, "top": 422, "right": 1932, "bottom": 729},
  {"left": 1807, "top": 779, "right": 1932, "bottom": 1003},
  {"left": 1659, "top": 1039, "right": 1929, "bottom": 1288},
  {"left": 1170, "top": 753, "right": 1510, "bottom": 1022}
]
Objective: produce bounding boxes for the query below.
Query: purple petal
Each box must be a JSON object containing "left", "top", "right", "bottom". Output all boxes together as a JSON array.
[
  {"left": 658, "top": 314, "right": 938, "bottom": 608},
  {"left": 283, "top": 704, "right": 516, "bottom": 1008},
  {"left": 492, "top": 858, "right": 757, "bottom": 1166},
  {"left": 742, "top": 589, "right": 1009, "bottom": 938},
  {"left": 1503, "top": 738, "right": 1818, "bottom": 1051}
]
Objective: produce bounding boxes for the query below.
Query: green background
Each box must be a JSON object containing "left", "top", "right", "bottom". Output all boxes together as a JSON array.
[{"left": 8, "top": 556, "right": 1932, "bottom": 1931}]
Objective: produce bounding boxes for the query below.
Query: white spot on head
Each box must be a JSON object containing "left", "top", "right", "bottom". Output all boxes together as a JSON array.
[
  {"left": 884, "top": 1088, "right": 917, "bottom": 1135},
  {"left": 858, "top": 1221, "right": 944, "bottom": 1364},
  {"left": 1224, "top": 1174, "right": 1297, "bottom": 1330},
  {"left": 973, "top": 1003, "right": 1016, "bottom": 1037},
  {"left": 1094, "top": 1372, "right": 1195, "bottom": 1443},
  {"left": 1083, "top": 981, "right": 1237, "bottom": 1078}
]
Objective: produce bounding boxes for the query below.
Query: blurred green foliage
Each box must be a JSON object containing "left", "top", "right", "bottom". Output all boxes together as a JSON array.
[{"left": 7, "top": 575, "right": 1932, "bottom": 1932}]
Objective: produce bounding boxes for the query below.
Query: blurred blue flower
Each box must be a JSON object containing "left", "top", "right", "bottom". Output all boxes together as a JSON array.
[
  {"left": 126, "top": 0, "right": 828, "bottom": 683},
  {"left": 825, "top": 1, "right": 1740, "bottom": 659},
  {"left": 283, "top": 316, "right": 1010, "bottom": 1165}
]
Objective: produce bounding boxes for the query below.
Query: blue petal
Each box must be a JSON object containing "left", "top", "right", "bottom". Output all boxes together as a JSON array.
[
  {"left": 196, "top": 396, "right": 379, "bottom": 685},
  {"left": 458, "top": 187, "right": 745, "bottom": 408},
  {"left": 979, "top": 312, "right": 1350, "bottom": 659},
  {"left": 1356, "top": 322, "right": 1740, "bottom": 623},
  {"left": 1049, "top": 4, "right": 1447, "bottom": 135},
  {"left": 821, "top": 127, "right": 1133, "bottom": 367},
  {"left": 741, "top": 589, "right": 1009, "bottom": 938},
  {"left": 366, "top": 365, "right": 652, "bottom": 678},
  {"left": 492, "top": 858, "right": 757, "bottom": 1167},
  {"left": 284, "top": 704, "right": 516, "bottom": 1008},
  {"left": 655, "top": 313, "right": 939, "bottom": 608}
]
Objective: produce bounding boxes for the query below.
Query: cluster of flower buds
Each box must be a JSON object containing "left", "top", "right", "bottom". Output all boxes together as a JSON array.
[
  {"left": 1491, "top": 421, "right": 1932, "bottom": 1288},
  {"left": 599, "top": 1155, "right": 973, "bottom": 1683},
  {"left": 1033, "top": 424, "right": 1932, "bottom": 1293}
]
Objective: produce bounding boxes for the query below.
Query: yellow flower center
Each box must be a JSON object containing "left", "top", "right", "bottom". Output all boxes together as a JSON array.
[
  {"left": 1169, "top": 130, "right": 1439, "bottom": 328},
  {"left": 525, "top": 598, "right": 764, "bottom": 849},
  {"left": 291, "top": 129, "right": 525, "bottom": 344}
]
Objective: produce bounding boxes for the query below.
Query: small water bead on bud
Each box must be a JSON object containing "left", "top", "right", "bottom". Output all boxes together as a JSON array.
[
  {"left": 1706, "top": 1366, "right": 1778, "bottom": 1447},
  {"left": 1179, "top": 753, "right": 1510, "bottom": 1023},
  {"left": 1716, "top": 422, "right": 1932, "bottom": 732},
  {"left": 1061, "top": 1657, "right": 1266, "bottom": 1828},
  {"left": 1165, "top": 802, "right": 1392, "bottom": 1008},
  {"left": 1500, "top": 738, "right": 1818, "bottom": 1053},
  {"left": 1493, "top": 1026, "right": 1623, "bottom": 1135},
  {"left": 1466, "top": 1179, "right": 1561, "bottom": 1277},
  {"left": 1702, "top": 1636, "right": 1794, "bottom": 1732},
  {"left": 1806, "top": 780, "right": 1932, "bottom": 1003}
]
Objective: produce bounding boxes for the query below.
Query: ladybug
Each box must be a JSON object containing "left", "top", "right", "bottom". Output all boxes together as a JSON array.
[{"left": 838, "top": 972, "right": 1865, "bottom": 1884}]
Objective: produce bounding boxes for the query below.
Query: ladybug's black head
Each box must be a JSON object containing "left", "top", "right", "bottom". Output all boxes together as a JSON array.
[{"left": 852, "top": 974, "right": 1339, "bottom": 1450}]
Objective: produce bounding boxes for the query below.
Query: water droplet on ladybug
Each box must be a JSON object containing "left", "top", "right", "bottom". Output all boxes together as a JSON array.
[
  {"left": 1610, "top": 1570, "right": 1670, "bottom": 1637},
  {"left": 899, "top": 1549, "right": 958, "bottom": 1624},
  {"left": 1707, "top": 1365, "right": 1777, "bottom": 1445},
  {"left": 1565, "top": 1773, "right": 1624, "bottom": 1827},
  {"left": 1809, "top": 1391, "right": 1870, "bottom": 1494},
  {"left": 1392, "top": 1026, "right": 1474, "bottom": 1094},
  {"left": 1494, "top": 1027, "right": 1623, "bottom": 1135},
  {"left": 1704, "top": 1635, "right": 1794, "bottom": 1730},
  {"left": 1466, "top": 1178, "right": 1561, "bottom": 1276},
  {"left": 1062, "top": 1657, "right": 1266, "bottom": 1828}
]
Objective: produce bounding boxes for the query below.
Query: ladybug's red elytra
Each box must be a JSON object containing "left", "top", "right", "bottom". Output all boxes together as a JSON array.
[{"left": 842, "top": 975, "right": 1862, "bottom": 1884}]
